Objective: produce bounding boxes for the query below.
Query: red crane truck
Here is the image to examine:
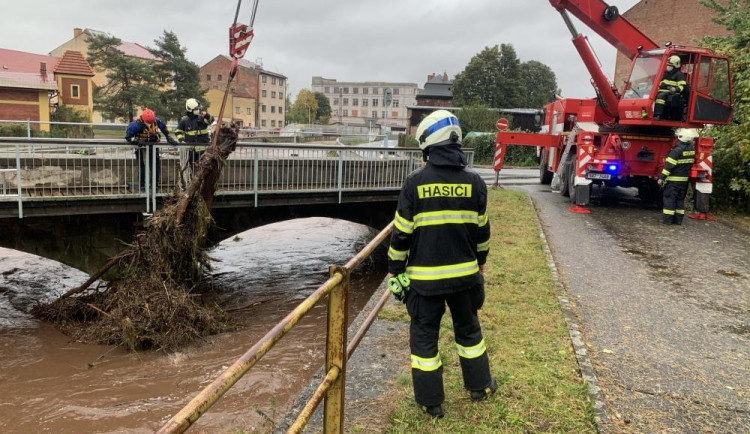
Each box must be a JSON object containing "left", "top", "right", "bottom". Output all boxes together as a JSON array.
[{"left": 494, "top": 0, "right": 734, "bottom": 216}]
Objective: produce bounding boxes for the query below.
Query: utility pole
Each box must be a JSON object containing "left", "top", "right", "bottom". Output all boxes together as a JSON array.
[{"left": 383, "top": 87, "right": 392, "bottom": 147}]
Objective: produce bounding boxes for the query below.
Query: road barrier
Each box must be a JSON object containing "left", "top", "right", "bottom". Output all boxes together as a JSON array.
[{"left": 156, "top": 222, "right": 395, "bottom": 434}]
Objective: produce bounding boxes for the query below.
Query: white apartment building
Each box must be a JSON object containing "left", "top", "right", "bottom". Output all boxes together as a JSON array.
[{"left": 311, "top": 77, "right": 418, "bottom": 132}]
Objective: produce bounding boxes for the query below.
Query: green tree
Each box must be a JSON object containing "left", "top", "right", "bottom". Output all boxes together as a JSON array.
[
  {"left": 149, "top": 31, "right": 206, "bottom": 122},
  {"left": 520, "top": 60, "right": 557, "bottom": 108},
  {"left": 700, "top": 0, "right": 750, "bottom": 211},
  {"left": 314, "top": 92, "right": 332, "bottom": 123},
  {"left": 456, "top": 104, "right": 500, "bottom": 135},
  {"left": 453, "top": 44, "right": 526, "bottom": 108},
  {"left": 86, "top": 33, "right": 160, "bottom": 122},
  {"left": 289, "top": 89, "right": 318, "bottom": 124}
]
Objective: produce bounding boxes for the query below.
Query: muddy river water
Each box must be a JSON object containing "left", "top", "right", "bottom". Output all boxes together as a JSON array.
[{"left": 0, "top": 217, "right": 387, "bottom": 433}]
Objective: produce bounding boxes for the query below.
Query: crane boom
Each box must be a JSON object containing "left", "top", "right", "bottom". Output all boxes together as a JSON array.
[{"left": 549, "top": 0, "right": 658, "bottom": 60}]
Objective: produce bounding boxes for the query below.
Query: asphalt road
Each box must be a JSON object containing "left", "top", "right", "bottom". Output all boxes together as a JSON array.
[{"left": 500, "top": 174, "right": 749, "bottom": 433}]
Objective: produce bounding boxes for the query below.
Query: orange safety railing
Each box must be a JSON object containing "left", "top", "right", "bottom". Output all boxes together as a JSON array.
[{"left": 156, "top": 222, "right": 395, "bottom": 434}]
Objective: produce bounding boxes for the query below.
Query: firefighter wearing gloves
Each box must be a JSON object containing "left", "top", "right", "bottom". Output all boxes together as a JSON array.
[
  {"left": 387, "top": 110, "right": 495, "bottom": 419},
  {"left": 659, "top": 128, "right": 697, "bottom": 224},
  {"left": 654, "top": 55, "right": 687, "bottom": 120},
  {"left": 125, "top": 108, "right": 177, "bottom": 191},
  {"left": 175, "top": 98, "right": 214, "bottom": 171}
]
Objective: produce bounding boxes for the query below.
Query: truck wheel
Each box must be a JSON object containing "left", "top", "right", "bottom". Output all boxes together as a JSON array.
[
  {"left": 560, "top": 152, "right": 574, "bottom": 197},
  {"left": 539, "top": 148, "right": 553, "bottom": 185}
]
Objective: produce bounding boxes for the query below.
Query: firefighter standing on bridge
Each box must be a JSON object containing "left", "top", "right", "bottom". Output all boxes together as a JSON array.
[
  {"left": 125, "top": 108, "right": 178, "bottom": 191},
  {"left": 387, "top": 110, "right": 496, "bottom": 419},
  {"left": 659, "top": 128, "right": 698, "bottom": 224},
  {"left": 175, "top": 98, "right": 214, "bottom": 173}
]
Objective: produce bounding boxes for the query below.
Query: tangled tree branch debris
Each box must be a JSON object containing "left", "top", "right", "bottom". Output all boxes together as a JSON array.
[{"left": 33, "top": 126, "right": 239, "bottom": 351}]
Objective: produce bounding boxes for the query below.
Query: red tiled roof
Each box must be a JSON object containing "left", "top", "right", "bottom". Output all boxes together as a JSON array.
[
  {"left": 0, "top": 48, "right": 57, "bottom": 81},
  {"left": 117, "top": 42, "right": 157, "bottom": 61},
  {"left": 54, "top": 50, "right": 94, "bottom": 76}
]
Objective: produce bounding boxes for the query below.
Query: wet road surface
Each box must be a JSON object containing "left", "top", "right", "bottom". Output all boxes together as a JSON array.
[
  {"left": 514, "top": 183, "right": 749, "bottom": 433},
  {"left": 0, "top": 217, "right": 386, "bottom": 433}
]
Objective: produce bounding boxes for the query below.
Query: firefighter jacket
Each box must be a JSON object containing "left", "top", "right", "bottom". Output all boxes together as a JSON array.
[
  {"left": 388, "top": 144, "right": 490, "bottom": 296},
  {"left": 175, "top": 112, "right": 215, "bottom": 151},
  {"left": 658, "top": 68, "right": 687, "bottom": 95},
  {"left": 660, "top": 140, "right": 695, "bottom": 183},
  {"left": 125, "top": 117, "right": 171, "bottom": 143}
]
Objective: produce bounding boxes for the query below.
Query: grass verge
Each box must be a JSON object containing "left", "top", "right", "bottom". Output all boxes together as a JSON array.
[{"left": 376, "top": 188, "right": 596, "bottom": 433}]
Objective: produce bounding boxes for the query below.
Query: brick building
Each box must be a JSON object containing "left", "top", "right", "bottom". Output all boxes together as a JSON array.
[
  {"left": 416, "top": 73, "right": 453, "bottom": 107},
  {"left": 311, "top": 77, "right": 418, "bottom": 132},
  {"left": 614, "top": 0, "right": 730, "bottom": 90},
  {"left": 200, "top": 56, "right": 286, "bottom": 129},
  {"left": 0, "top": 48, "right": 94, "bottom": 130},
  {"left": 50, "top": 28, "right": 159, "bottom": 123}
]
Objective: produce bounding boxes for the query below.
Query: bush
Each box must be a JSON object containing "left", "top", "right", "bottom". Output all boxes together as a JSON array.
[
  {"left": 50, "top": 105, "right": 94, "bottom": 138},
  {"left": 0, "top": 123, "right": 28, "bottom": 137}
]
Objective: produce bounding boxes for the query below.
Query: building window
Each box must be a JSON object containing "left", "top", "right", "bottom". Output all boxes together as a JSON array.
[
  {"left": 279, "top": 106, "right": 283, "bottom": 114},
  {"left": 343, "top": 87, "right": 349, "bottom": 94},
  {"left": 372, "top": 111, "right": 377, "bottom": 118},
  {"left": 333, "top": 98, "right": 339, "bottom": 105},
  {"left": 382, "top": 111, "right": 385, "bottom": 118},
  {"left": 363, "top": 87, "right": 368, "bottom": 95},
  {"left": 246, "top": 107, "right": 252, "bottom": 115},
  {"left": 262, "top": 75, "right": 267, "bottom": 83},
  {"left": 373, "top": 88, "right": 378, "bottom": 94},
  {"left": 262, "top": 90, "right": 266, "bottom": 97},
  {"left": 271, "top": 106, "right": 275, "bottom": 113},
  {"left": 271, "top": 120, "right": 276, "bottom": 127},
  {"left": 362, "top": 99, "right": 368, "bottom": 107},
  {"left": 235, "top": 106, "right": 240, "bottom": 114},
  {"left": 394, "top": 88, "right": 400, "bottom": 95},
  {"left": 352, "top": 98, "right": 358, "bottom": 106},
  {"left": 262, "top": 119, "right": 266, "bottom": 127},
  {"left": 272, "top": 77, "right": 277, "bottom": 85},
  {"left": 271, "top": 91, "right": 276, "bottom": 98},
  {"left": 372, "top": 99, "right": 378, "bottom": 107},
  {"left": 334, "top": 87, "right": 339, "bottom": 93},
  {"left": 343, "top": 98, "right": 349, "bottom": 106},
  {"left": 262, "top": 104, "right": 266, "bottom": 113},
  {"left": 71, "top": 84, "right": 80, "bottom": 99},
  {"left": 343, "top": 110, "right": 348, "bottom": 116},
  {"left": 206, "top": 74, "right": 211, "bottom": 81},
  {"left": 353, "top": 87, "right": 358, "bottom": 94},
  {"left": 393, "top": 99, "right": 399, "bottom": 107},
  {"left": 279, "top": 79, "right": 284, "bottom": 86},
  {"left": 324, "top": 86, "right": 330, "bottom": 93},
  {"left": 218, "top": 74, "right": 223, "bottom": 81}
]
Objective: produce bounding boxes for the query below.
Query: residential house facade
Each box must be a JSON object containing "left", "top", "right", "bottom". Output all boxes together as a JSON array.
[
  {"left": 416, "top": 73, "right": 453, "bottom": 107},
  {"left": 311, "top": 77, "right": 418, "bottom": 132},
  {"left": 0, "top": 48, "right": 95, "bottom": 130},
  {"left": 50, "top": 28, "right": 159, "bottom": 123},
  {"left": 200, "top": 55, "right": 286, "bottom": 129}
]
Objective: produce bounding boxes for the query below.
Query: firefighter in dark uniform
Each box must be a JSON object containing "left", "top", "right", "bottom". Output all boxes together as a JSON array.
[
  {"left": 125, "top": 108, "right": 178, "bottom": 191},
  {"left": 654, "top": 55, "right": 688, "bottom": 120},
  {"left": 659, "top": 128, "right": 698, "bottom": 224},
  {"left": 175, "top": 98, "right": 214, "bottom": 171},
  {"left": 387, "top": 110, "right": 496, "bottom": 419}
]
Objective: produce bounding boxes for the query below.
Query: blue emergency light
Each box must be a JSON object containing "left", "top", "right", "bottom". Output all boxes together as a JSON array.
[{"left": 607, "top": 164, "right": 618, "bottom": 172}]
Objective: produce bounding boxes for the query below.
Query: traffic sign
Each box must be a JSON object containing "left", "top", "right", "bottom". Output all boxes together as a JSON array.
[{"left": 496, "top": 118, "right": 509, "bottom": 131}]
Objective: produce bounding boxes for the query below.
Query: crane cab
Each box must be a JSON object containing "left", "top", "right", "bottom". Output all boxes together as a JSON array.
[{"left": 619, "top": 47, "right": 733, "bottom": 127}]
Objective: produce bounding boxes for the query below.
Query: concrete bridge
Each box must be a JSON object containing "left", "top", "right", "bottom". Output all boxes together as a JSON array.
[{"left": 0, "top": 138, "right": 475, "bottom": 272}]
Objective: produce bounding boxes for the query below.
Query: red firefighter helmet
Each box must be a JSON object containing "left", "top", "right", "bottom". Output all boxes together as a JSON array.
[{"left": 141, "top": 109, "right": 155, "bottom": 124}]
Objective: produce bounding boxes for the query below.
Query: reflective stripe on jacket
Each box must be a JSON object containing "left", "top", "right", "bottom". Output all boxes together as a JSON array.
[
  {"left": 388, "top": 148, "right": 490, "bottom": 295},
  {"left": 175, "top": 112, "right": 215, "bottom": 150},
  {"left": 660, "top": 140, "right": 695, "bottom": 183}
]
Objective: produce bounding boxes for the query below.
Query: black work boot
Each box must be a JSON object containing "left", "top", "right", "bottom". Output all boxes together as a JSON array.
[
  {"left": 420, "top": 404, "right": 444, "bottom": 419},
  {"left": 662, "top": 215, "right": 674, "bottom": 225},
  {"left": 470, "top": 377, "right": 498, "bottom": 402}
]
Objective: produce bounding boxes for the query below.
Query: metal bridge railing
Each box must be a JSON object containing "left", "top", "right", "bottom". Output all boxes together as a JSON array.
[
  {"left": 0, "top": 138, "right": 474, "bottom": 218},
  {"left": 156, "top": 222, "right": 395, "bottom": 434}
]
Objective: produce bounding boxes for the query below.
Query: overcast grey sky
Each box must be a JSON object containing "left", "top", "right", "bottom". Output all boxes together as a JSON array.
[{"left": 2, "top": 0, "right": 641, "bottom": 104}]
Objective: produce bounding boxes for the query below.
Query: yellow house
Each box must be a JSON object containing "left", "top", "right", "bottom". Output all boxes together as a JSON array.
[
  {"left": 0, "top": 48, "right": 94, "bottom": 131},
  {"left": 206, "top": 88, "right": 256, "bottom": 128},
  {"left": 50, "top": 28, "right": 159, "bottom": 123}
]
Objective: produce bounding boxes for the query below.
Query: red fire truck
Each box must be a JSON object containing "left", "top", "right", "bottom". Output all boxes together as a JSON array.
[{"left": 495, "top": 0, "right": 734, "bottom": 216}]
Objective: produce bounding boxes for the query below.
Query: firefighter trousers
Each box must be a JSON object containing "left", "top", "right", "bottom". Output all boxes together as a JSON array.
[
  {"left": 406, "top": 284, "right": 492, "bottom": 407},
  {"left": 662, "top": 181, "right": 688, "bottom": 225}
]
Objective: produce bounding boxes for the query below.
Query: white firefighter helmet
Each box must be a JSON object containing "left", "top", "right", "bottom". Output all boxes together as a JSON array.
[
  {"left": 668, "top": 55, "right": 681, "bottom": 69},
  {"left": 186, "top": 98, "right": 201, "bottom": 111},
  {"left": 676, "top": 128, "right": 699, "bottom": 143},
  {"left": 416, "top": 109, "right": 462, "bottom": 150}
]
